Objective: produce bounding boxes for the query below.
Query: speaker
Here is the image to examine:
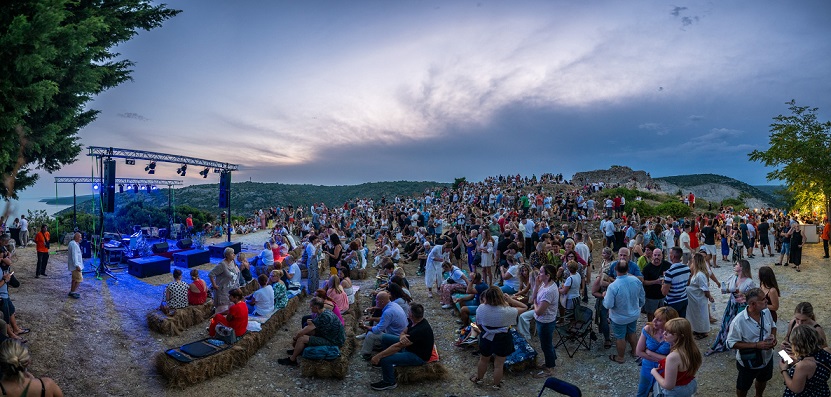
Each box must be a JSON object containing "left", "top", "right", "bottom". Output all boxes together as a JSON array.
[
  {"left": 176, "top": 239, "right": 193, "bottom": 249},
  {"left": 218, "top": 171, "right": 231, "bottom": 208},
  {"left": 151, "top": 242, "right": 169, "bottom": 254},
  {"left": 102, "top": 159, "right": 116, "bottom": 213}
]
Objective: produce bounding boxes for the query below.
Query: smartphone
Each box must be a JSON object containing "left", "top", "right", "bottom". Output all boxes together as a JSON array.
[{"left": 779, "top": 349, "right": 794, "bottom": 365}]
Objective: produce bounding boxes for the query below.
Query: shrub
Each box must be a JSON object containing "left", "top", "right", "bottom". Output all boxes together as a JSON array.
[
  {"left": 654, "top": 201, "right": 692, "bottom": 218},
  {"left": 624, "top": 201, "right": 654, "bottom": 217},
  {"left": 601, "top": 187, "right": 664, "bottom": 203},
  {"left": 720, "top": 198, "right": 747, "bottom": 211}
]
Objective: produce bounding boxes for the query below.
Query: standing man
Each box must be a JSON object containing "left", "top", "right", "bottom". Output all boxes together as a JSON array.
[
  {"left": 603, "top": 260, "right": 645, "bottom": 363},
  {"left": 642, "top": 248, "right": 671, "bottom": 322},
  {"left": 300, "top": 235, "right": 319, "bottom": 294},
  {"left": 34, "top": 224, "right": 50, "bottom": 278},
  {"left": 18, "top": 215, "right": 28, "bottom": 247},
  {"left": 662, "top": 247, "right": 690, "bottom": 317},
  {"left": 425, "top": 242, "right": 450, "bottom": 299},
  {"left": 185, "top": 213, "right": 194, "bottom": 237},
  {"left": 67, "top": 232, "right": 83, "bottom": 299},
  {"left": 822, "top": 217, "right": 830, "bottom": 259},
  {"left": 679, "top": 223, "right": 692, "bottom": 265},
  {"left": 726, "top": 288, "right": 777, "bottom": 397},
  {"left": 700, "top": 220, "right": 718, "bottom": 269}
]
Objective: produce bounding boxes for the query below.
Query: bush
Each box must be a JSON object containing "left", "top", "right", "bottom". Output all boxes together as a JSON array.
[
  {"left": 624, "top": 201, "right": 654, "bottom": 217},
  {"left": 720, "top": 198, "right": 747, "bottom": 212},
  {"left": 601, "top": 187, "right": 665, "bottom": 203},
  {"left": 654, "top": 201, "right": 692, "bottom": 218}
]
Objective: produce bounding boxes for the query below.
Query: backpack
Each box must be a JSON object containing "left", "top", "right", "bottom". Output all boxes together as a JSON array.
[{"left": 302, "top": 345, "right": 341, "bottom": 360}]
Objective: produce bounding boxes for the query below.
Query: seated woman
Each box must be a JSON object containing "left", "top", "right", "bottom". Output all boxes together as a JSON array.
[
  {"left": 440, "top": 262, "right": 469, "bottom": 309},
  {"left": 453, "top": 272, "right": 488, "bottom": 327},
  {"left": 387, "top": 282, "right": 413, "bottom": 319},
  {"left": 302, "top": 289, "right": 345, "bottom": 327},
  {"left": 337, "top": 267, "right": 355, "bottom": 306},
  {"left": 208, "top": 289, "right": 247, "bottom": 338},
  {"left": 512, "top": 264, "right": 532, "bottom": 305},
  {"left": 159, "top": 269, "right": 189, "bottom": 315},
  {"left": 326, "top": 275, "right": 349, "bottom": 312},
  {"left": 392, "top": 267, "right": 410, "bottom": 290},
  {"left": 270, "top": 269, "right": 288, "bottom": 311},
  {"left": 187, "top": 269, "right": 207, "bottom": 306},
  {"left": 236, "top": 252, "right": 253, "bottom": 285},
  {"left": 285, "top": 256, "right": 303, "bottom": 291},
  {"left": 248, "top": 241, "right": 274, "bottom": 276},
  {"left": 0, "top": 340, "right": 64, "bottom": 397},
  {"left": 558, "top": 260, "right": 582, "bottom": 322},
  {"left": 246, "top": 274, "right": 275, "bottom": 317}
]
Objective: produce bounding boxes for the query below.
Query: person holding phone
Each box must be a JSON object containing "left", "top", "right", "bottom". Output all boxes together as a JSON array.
[{"left": 779, "top": 324, "right": 831, "bottom": 397}]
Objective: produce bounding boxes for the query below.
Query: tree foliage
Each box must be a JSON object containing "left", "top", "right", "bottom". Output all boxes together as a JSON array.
[
  {"left": 749, "top": 100, "right": 831, "bottom": 217},
  {"left": 0, "top": 0, "right": 180, "bottom": 199}
]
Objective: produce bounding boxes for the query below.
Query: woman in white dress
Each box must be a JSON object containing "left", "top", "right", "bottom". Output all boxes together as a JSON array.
[
  {"left": 478, "top": 228, "right": 495, "bottom": 286},
  {"left": 686, "top": 253, "right": 714, "bottom": 339}
]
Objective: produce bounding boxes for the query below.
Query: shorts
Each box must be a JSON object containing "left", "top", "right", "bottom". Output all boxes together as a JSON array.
[
  {"left": 781, "top": 243, "right": 791, "bottom": 256},
  {"left": 611, "top": 320, "right": 637, "bottom": 339},
  {"left": 72, "top": 269, "right": 83, "bottom": 282},
  {"left": 642, "top": 298, "right": 664, "bottom": 315},
  {"left": 0, "top": 298, "right": 15, "bottom": 324},
  {"left": 760, "top": 235, "right": 770, "bottom": 247},
  {"left": 742, "top": 238, "right": 751, "bottom": 248},
  {"left": 736, "top": 359, "right": 773, "bottom": 391},
  {"left": 308, "top": 336, "right": 337, "bottom": 347},
  {"left": 605, "top": 235, "right": 615, "bottom": 245},
  {"left": 704, "top": 245, "right": 717, "bottom": 255},
  {"left": 478, "top": 331, "right": 515, "bottom": 357}
]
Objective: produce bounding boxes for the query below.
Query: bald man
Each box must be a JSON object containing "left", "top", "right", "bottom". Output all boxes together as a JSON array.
[
  {"left": 359, "top": 291, "right": 407, "bottom": 360},
  {"left": 67, "top": 232, "right": 83, "bottom": 298}
]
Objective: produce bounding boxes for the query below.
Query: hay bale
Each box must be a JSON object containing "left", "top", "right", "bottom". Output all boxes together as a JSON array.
[
  {"left": 156, "top": 292, "right": 305, "bottom": 388},
  {"left": 146, "top": 300, "right": 214, "bottom": 336},
  {"left": 239, "top": 279, "right": 259, "bottom": 296},
  {"left": 353, "top": 268, "right": 369, "bottom": 280},
  {"left": 300, "top": 298, "right": 360, "bottom": 379},
  {"left": 395, "top": 362, "right": 448, "bottom": 384}
]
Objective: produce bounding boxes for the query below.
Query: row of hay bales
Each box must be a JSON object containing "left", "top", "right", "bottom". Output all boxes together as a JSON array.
[
  {"left": 299, "top": 297, "right": 362, "bottom": 379},
  {"left": 154, "top": 290, "right": 306, "bottom": 388}
]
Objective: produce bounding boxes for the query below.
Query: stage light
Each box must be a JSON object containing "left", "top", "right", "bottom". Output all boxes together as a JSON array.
[
  {"left": 176, "top": 164, "right": 187, "bottom": 176},
  {"left": 126, "top": 184, "right": 133, "bottom": 191},
  {"left": 118, "top": 184, "right": 124, "bottom": 193},
  {"left": 213, "top": 168, "right": 222, "bottom": 173},
  {"left": 125, "top": 159, "right": 135, "bottom": 165},
  {"left": 145, "top": 161, "right": 156, "bottom": 175},
  {"left": 199, "top": 167, "right": 210, "bottom": 178},
  {"left": 146, "top": 184, "right": 152, "bottom": 191},
  {"left": 151, "top": 185, "right": 158, "bottom": 190},
  {"left": 93, "top": 184, "right": 99, "bottom": 190},
  {"left": 133, "top": 184, "right": 139, "bottom": 191}
]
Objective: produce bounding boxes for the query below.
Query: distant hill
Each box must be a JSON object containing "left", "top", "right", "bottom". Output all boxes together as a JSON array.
[
  {"left": 57, "top": 180, "right": 449, "bottom": 216},
  {"left": 654, "top": 174, "right": 784, "bottom": 208},
  {"left": 42, "top": 194, "right": 93, "bottom": 205}
]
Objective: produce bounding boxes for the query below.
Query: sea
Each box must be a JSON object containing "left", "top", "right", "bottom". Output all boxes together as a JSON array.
[{"left": 2, "top": 196, "right": 73, "bottom": 218}]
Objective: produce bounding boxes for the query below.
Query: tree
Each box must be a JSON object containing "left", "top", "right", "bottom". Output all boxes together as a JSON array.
[
  {"left": 749, "top": 100, "right": 831, "bottom": 217},
  {"left": 0, "top": 0, "right": 180, "bottom": 200}
]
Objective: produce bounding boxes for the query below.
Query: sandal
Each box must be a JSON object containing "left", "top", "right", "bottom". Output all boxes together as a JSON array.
[
  {"left": 18, "top": 328, "right": 30, "bottom": 335},
  {"left": 533, "top": 370, "right": 552, "bottom": 379},
  {"left": 604, "top": 340, "right": 612, "bottom": 349},
  {"left": 469, "top": 375, "right": 484, "bottom": 385},
  {"left": 704, "top": 350, "right": 716, "bottom": 357},
  {"left": 795, "top": 267, "right": 801, "bottom": 272},
  {"left": 694, "top": 333, "right": 708, "bottom": 340},
  {"left": 492, "top": 381, "right": 503, "bottom": 390},
  {"left": 609, "top": 354, "right": 624, "bottom": 364}
]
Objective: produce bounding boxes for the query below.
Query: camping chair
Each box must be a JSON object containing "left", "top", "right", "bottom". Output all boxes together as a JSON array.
[
  {"left": 537, "top": 376, "right": 582, "bottom": 397},
  {"left": 554, "top": 305, "right": 593, "bottom": 358}
]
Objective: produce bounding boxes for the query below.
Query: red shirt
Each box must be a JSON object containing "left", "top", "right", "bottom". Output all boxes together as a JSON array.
[
  {"left": 186, "top": 217, "right": 194, "bottom": 228},
  {"left": 188, "top": 279, "right": 207, "bottom": 305},
  {"left": 228, "top": 301, "right": 248, "bottom": 337}
]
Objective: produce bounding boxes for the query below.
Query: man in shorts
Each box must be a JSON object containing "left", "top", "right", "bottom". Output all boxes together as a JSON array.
[
  {"left": 67, "top": 232, "right": 83, "bottom": 299},
  {"left": 603, "top": 260, "right": 645, "bottom": 363},
  {"left": 278, "top": 297, "right": 346, "bottom": 366},
  {"left": 726, "top": 288, "right": 776, "bottom": 397},
  {"left": 700, "top": 219, "right": 719, "bottom": 269}
]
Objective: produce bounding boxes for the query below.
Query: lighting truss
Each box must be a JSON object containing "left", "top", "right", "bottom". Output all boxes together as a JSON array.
[
  {"left": 54, "top": 177, "right": 184, "bottom": 186},
  {"left": 87, "top": 146, "right": 239, "bottom": 171}
]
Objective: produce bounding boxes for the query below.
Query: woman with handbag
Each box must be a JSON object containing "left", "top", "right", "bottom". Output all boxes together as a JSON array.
[
  {"left": 706, "top": 259, "right": 756, "bottom": 356},
  {"left": 651, "top": 318, "right": 702, "bottom": 396}
]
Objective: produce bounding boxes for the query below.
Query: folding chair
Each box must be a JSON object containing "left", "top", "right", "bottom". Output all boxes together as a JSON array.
[
  {"left": 537, "top": 376, "right": 582, "bottom": 397},
  {"left": 554, "top": 305, "right": 593, "bottom": 358}
]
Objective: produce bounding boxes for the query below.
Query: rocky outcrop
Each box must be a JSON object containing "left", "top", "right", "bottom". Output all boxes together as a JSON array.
[
  {"left": 653, "top": 181, "right": 773, "bottom": 209},
  {"left": 572, "top": 166, "right": 654, "bottom": 188}
]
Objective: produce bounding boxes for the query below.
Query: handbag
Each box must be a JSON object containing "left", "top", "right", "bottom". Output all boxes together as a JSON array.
[
  {"left": 738, "top": 311, "right": 767, "bottom": 369},
  {"left": 8, "top": 274, "right": 20, "bottom": 288}
]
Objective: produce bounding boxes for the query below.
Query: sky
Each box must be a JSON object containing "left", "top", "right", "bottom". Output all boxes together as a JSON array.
[{"left": 14, "top": 0, "right": 831, "bottom": 203}]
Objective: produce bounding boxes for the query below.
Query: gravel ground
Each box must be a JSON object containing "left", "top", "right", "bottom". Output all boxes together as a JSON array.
[{"left": 7, "top": 229, "right": 828, "bottom": 397}]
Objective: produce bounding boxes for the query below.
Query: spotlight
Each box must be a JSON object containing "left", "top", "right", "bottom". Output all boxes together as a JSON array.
[
  {"left": 145, "top": 161, "right": 156, "bottom": 175},
  {"left": 146, "top": 184, "right": 152, "bottom": 191},
  {"left": 199, "top": 167, "right": 210, "bottom": 178},
  {"left": 93, "top": 184, "right": 99, "bottom": 190},
  {"left": 133, "top": 184, "right": 139, "bottom": 191},
  {"left": 151, "top": 185, "right": 158, "bottom": 191},
  {"left": 118, "top": 184, "right": 124, "bottom": 193},
  {"left": 125, "top": 159, "right": 135, "bottom": 165},
  {"left": 176, "top": 164, "right": 187, "bottom": 176},
  {"left": 213, "top": 168, "right": 222, "bottom": 173},
  {"left": 126, "top": 185, "right": 133, "bottom": 191}
]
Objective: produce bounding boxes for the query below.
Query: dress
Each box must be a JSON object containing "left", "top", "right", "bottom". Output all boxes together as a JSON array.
[
  {"left": 710, "top": 276, "right": 756, "bottom": 352},
  {"left": 783, "top": 349, "right": 831, "bottom": 397},
  {"left": 479, "top": 240, "right": 494, "bottom": 268},
  {"left": 638, "top": 328, "right": 672, "bottom": 397},
  {"left": 209, "top": 259, "right": 241, "bottom": 309},
  {"left": 790, "top": 230, "right": 804, "bottom": 266},
  {"left": 686, "top": 272, "right": 710, "bottom": 334}
]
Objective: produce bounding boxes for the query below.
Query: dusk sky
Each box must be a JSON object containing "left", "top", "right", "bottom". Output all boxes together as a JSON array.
[{"left": 17, "top": 1, "right": 831, "bottom": 202}]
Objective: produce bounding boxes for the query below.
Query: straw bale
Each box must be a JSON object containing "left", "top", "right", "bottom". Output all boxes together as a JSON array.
[
  {"left": 299, "top": 298, "right": 360, "bottom": 379},
  {"left": 146, "top": 299, "right": 214, "bottom": 336},
  {"left": 395, "top": 362, "right": 448, "bottom": 384},
  {"left": 155, "top": 291, "right": 305, "bottom": 388}
]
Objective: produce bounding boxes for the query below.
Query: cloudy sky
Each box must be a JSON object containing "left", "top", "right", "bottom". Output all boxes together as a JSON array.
[{"left": 20, "top": 0, "right": 831, "bottom": 200}]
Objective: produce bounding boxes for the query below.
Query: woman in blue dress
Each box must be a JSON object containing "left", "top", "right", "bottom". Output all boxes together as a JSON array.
[{"left": 635, "top": 307, "right": 680, "bottom": 397}]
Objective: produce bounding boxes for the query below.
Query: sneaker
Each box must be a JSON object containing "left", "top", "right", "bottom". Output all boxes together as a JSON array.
[
  {"left": 355, "top": 333, "right": 367, "bottom": 340},
  {"left": 70, "top": 292, "right": 80, "bottom": 299},
  {"left": 427, "top": 292, "right": 433, "bottom": 298},
  {"left": 370, "top": 381, "right": 398, "bottom": 391},
  {"left": 441, "top": 304, "right": 453, "bottom": 309}
]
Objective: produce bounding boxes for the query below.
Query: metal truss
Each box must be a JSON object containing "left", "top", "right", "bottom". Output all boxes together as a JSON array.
[
  {"left": 55, "top": 177, "right": 184, "bottom": 186},
  {"left": 86, "top": 146, "right": 239, "bottom": 171}
]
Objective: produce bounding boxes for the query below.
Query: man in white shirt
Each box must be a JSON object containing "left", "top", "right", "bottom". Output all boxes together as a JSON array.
[
  {"left": 679, "top": 224, "right": 692, "bottom": 264},
  {"left": 67, "top": 232, "right": 83, "bottom": 299},
  {"left": 726, "top": 288, "right": 777, "bottom": 397},
  {"left": 18, "top": 216, "right": 28, "bottom": 246}
]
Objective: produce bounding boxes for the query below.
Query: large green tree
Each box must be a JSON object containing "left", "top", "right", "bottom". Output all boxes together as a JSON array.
[
  {"left": 0, "top": 0, "right": 180, "bottom": 199},
  {"left": 749, "top": 100, "right": 831, "bottom": 217}
]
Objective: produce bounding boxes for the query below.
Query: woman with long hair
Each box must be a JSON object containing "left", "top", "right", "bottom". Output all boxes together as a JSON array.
[
  {"left": 530, "top": 264, "right": 560, "bottom": 379},
  {"left": 788, "top": 222, "right": 807, "bottom": 271},
  {"left": 651, "top": 318, "right": 702, "bottom": 396},
  {"left": 784, "top": 302, "right": 828, "bottom": 354},
  {"left": 706, "top": 259, "right": 756, "bottom": 355},
  {"left": 635, "top": 307, "right": 680, "bottom": 397},
  {"left": 326, "top": 275, "right": 349, "bottom": 312},
  {"left": 478, "top": 229, "right": 495, "bottom": 286},
  {"left": 469, "top": 286, "right": 527, "bottom": 390},
  {"left": 780, "top": 324, "right": 831, "bottom": 397},
  {"left": 686, "top": 253, "right": 714, "bottom": 339},
  {"left": 324, "top": 233, "right": 343, "bottom": 276},
  {"left": 0, "top": 340, "right": 63, "bottom": 397},
  {"left": 757, "top": 266, "right": 781, "bottom": 323}
]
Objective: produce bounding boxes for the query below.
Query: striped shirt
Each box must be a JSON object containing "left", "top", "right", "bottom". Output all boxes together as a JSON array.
[{"left": 663, "top": 262, "right": 690, "bottom": 305}]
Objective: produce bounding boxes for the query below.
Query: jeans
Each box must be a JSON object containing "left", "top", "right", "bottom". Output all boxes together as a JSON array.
[
  {"left": 36, "top": 251, "right": 49, "bottom": 276},
  {"left": 654, "top": 378, "right": 697, "bottom": 396},
  {"left": 380, "top": 351, "right": 425, "bottom": 384},
  {"left": 537, "top": 319, "right": 558, "bottom": 368},
  {"left": 500, "top": 285, "right": 517, "bottom": 294},
  {"left": 595, "top": 298, "right": 610, "bottom": 341},
  {"left": 638, "top": 359, "right": 661, "bottom": 397},
  {"left": 824, "top": 239, "right": 829, "bottom": 257},
  {"left": 517, "top": 310, "right": 535, "bottom": 341},
  {"left": 668, "top": 300, "right": 688, "bottom": 318}
]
